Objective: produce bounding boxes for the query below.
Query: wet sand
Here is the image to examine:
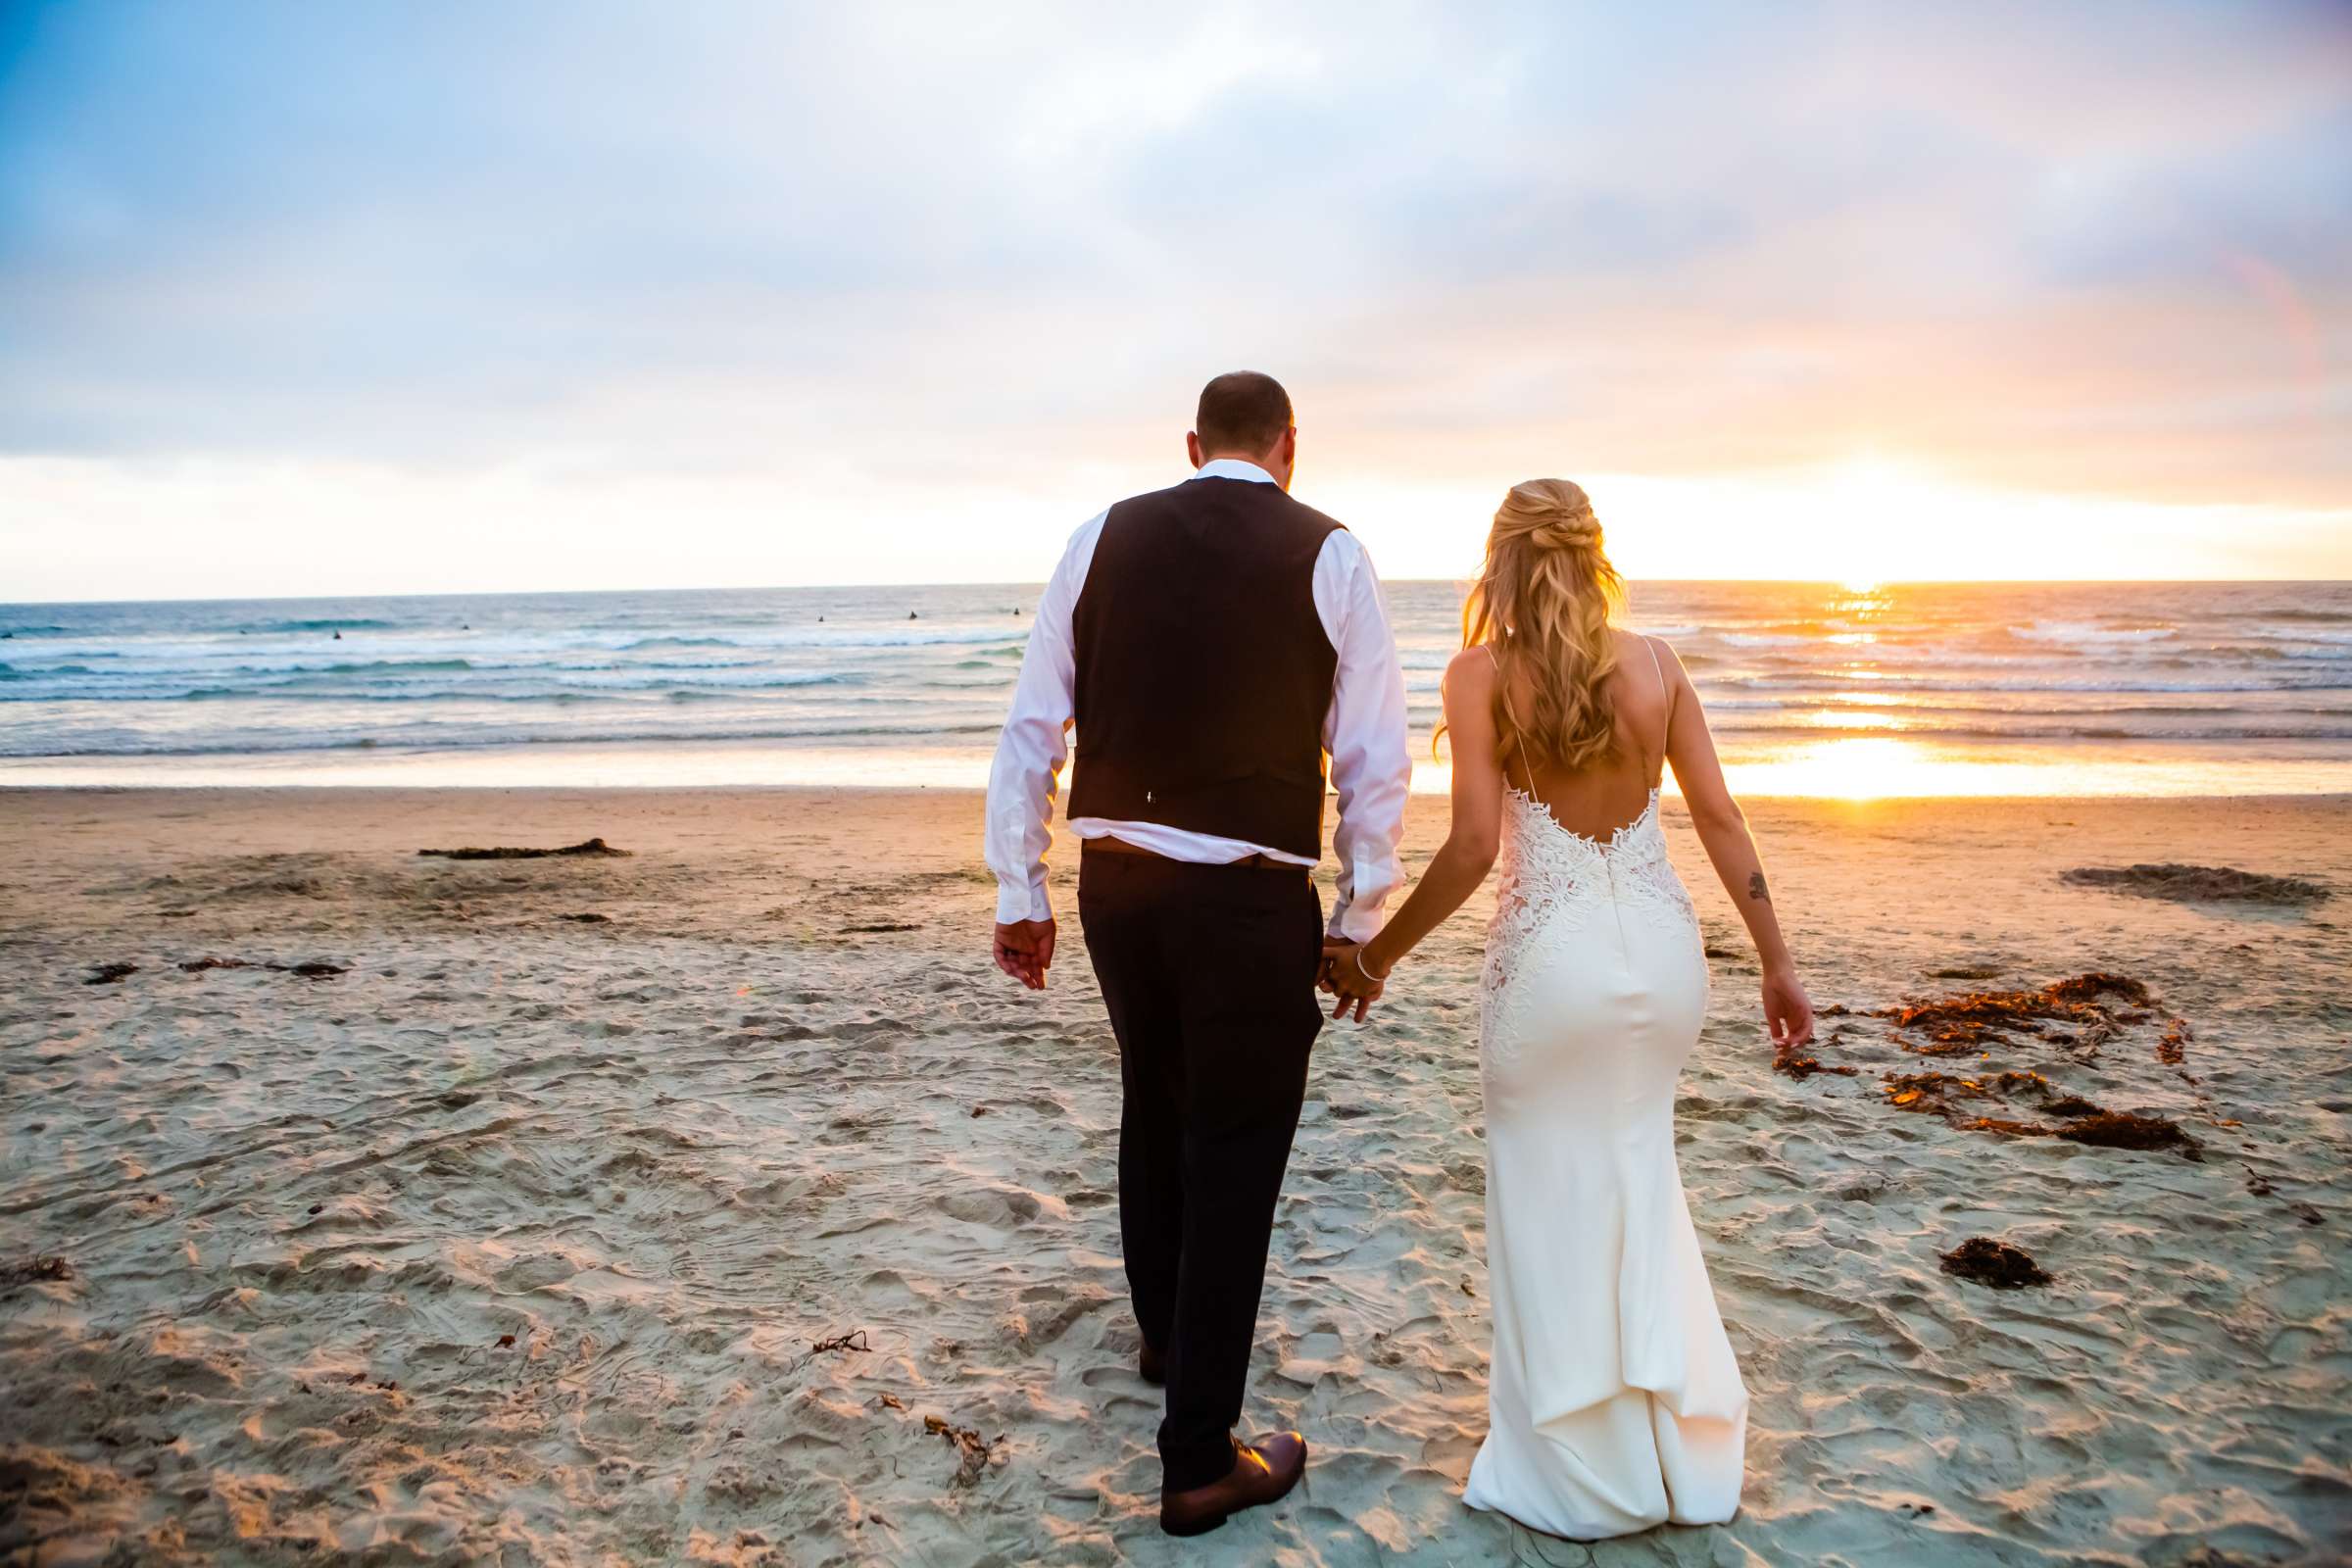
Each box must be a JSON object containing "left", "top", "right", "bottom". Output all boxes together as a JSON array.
[{"left": 2, "top": 787, "right": 2348, "bottom": 1566}]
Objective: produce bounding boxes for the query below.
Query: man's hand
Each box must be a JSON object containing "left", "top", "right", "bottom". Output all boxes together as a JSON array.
[
  {"left": 993, "top": 918, "right": 1057, "bottom": 991},
  {"left": 1320, "top": 937, "right": 1386, "bottom": 1023}
]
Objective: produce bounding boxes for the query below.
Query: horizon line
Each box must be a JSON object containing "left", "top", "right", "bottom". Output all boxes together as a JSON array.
[{"left": 7, "top": 575, "right": 2350, "bottom": 610}]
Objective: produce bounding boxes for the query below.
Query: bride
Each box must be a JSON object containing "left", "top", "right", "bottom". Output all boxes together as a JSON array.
[{"left": 1323, "top": 478, "right": 1814, "bottom": 1540}]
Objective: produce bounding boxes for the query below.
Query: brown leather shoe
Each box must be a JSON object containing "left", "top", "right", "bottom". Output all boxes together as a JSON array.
[
  {"left": 1159, "top": 1432, "right": 1306, "bottom": 1537},
  {"left": 1139, "top": 1343, "right": 1166, "bottom": 1386}
]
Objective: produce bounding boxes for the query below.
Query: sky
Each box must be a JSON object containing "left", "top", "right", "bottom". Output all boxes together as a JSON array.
[{"left": 2, "top": 0, "right": 2348, "bottom": 601}]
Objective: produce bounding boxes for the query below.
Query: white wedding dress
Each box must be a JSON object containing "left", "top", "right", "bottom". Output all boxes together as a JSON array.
[{"left": 1462, "top": 643, "right": 1749, "bottom": 1540}]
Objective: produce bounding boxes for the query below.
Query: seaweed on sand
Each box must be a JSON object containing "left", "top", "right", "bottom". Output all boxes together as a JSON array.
[
  {"left": 923, "top": 1415, "right": 1000, "bottom": 1487},
  {"left": 1881, "top": 1069, "right": 2203, "bottom": 1161},
  {"left": 1773, "top": 1043, "right": 1857, "bottom": 1081},
  {"left": 2061, "top": 863, "right": 2330, "bottom": 906},
  {"left": 0, "top": 1256, "right": 73, "bottom": 1292},
  {"left": 1882, "top": 972, "right": 2151, "bottom": 1054},
  {"left": 2054, "top": 1110, "right": 2203, "bottom": 1156},
  {"left": 417, "top": 838, "right": 631, "bottom": 859},
  {"left": 1939, "top": 1237, "right": 2052, "bottom": 1289},
  {"left": 178, "top": 956, "right": 348, "bottom": 978}
]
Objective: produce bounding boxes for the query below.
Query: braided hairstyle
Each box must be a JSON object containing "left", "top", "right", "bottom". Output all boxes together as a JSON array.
[{"left": 1449, "top": 478, "right": 1628, "bottom": 773}]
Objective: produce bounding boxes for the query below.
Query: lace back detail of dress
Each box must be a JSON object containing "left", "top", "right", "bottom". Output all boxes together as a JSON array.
[{"left": 1482, "top": 786, "right": 1698, "bottom": 1055}]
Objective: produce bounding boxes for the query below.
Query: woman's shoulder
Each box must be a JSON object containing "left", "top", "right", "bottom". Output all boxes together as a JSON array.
[
  {"left": 1445, "top": 644, "right": 1499, "bottom": 686},
  {"left": 1610, "top": 624, "right": 1663, "bottom": 654},
  {"left": 1613, "top": 625, "right": 1686, "bottom": 673}
]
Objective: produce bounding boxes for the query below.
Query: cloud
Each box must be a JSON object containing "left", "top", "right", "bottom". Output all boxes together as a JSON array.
[{"left": 0, "top": 0, "right": 2346, "bottom": 596}]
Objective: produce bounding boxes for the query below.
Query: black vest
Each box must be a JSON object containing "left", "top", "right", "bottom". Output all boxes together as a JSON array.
[{"left": 1067, "top": 476, "right": 1342, "bottom": 858}]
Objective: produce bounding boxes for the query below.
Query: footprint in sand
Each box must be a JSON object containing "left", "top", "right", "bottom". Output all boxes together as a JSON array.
[
  {"left": 934, "top": 1187, "right": 1054, "bottom": 1228},
  {"left": 496, "top": 1252, "right": 580, "bottom": 1293}
]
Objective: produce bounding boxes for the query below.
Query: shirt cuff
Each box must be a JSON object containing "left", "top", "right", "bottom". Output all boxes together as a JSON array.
[
  {"left": 1328, "top": 901, "right": 1385, "bottom": 945},
  {"left": 996, "top": 880, "right": 1051, "bottom": 925}
]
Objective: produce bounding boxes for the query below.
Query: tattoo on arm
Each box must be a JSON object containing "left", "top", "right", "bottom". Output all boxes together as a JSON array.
[{"left": 1747, "top": 870, "right": 1770, "bottom": 903}]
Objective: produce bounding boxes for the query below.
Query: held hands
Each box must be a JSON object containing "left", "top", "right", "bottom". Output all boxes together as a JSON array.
[
  {"left": 1319, "top": 938, "right": 1388, "bottom": 1023},
  {"left": 993, "top": 918, "right": 1056, "bottom": 991},
  {"left": 1762, "top": 964, "right": 1815, "bottom": 1050}
]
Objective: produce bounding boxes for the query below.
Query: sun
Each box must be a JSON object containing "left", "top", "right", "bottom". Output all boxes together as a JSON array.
[{"left": 1794, "top": 455, "right": 1975, "bottom": 588}]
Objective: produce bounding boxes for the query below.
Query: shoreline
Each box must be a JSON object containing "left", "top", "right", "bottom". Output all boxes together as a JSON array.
[
  {"left": 7, "top": 780, "right": 2352, "bottom": 804},
  {"left": 15, "top": 758, "right": 2350, "bottom": 795},
  {"left": 4, "top": 780, "right": 2352, "bottom": 804}
]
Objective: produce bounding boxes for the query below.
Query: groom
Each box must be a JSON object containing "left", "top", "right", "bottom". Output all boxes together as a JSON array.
[{"left": 984, "top": 371, "right": 1410, "bottom": 1536}]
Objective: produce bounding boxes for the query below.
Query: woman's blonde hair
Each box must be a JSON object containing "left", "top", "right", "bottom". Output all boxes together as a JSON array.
[{"left": 1447, "top": 477, "right": 1627, "bottom": 773}]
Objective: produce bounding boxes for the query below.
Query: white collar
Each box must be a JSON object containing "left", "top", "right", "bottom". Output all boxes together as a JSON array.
[{"left": 1189, "top": 458, "right": 1278, "bottom": 486}]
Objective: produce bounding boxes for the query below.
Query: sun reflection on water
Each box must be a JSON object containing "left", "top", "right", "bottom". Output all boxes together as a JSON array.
[
  {"left": 1788, "top": 709, "right": 1905, "bottom": 731},
  {"left": 1723, "top": 737, "right": 1982, "bottom": 798}
]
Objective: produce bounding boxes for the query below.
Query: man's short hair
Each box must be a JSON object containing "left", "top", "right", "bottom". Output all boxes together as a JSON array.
[{"left": 1195, "top": 371, "right": 1294, "bottom": 455}]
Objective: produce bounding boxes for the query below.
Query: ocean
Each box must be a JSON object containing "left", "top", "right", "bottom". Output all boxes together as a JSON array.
[{"left": 4, "top": 581, "right": 2350, "bottom": 795}]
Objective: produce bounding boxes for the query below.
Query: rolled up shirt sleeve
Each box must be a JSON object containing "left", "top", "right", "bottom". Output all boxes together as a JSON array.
[
  {"left": 983, "top": 514, "right": 1103, "bottom": 925},
  {"left": 1316, "top": 532, "right": 1411, "bottom": 943}
]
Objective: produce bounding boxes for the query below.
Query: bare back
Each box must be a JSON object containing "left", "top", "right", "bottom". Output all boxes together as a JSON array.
[{"left": 1494, "top": 627, "right": 1672, "bottom": 841}]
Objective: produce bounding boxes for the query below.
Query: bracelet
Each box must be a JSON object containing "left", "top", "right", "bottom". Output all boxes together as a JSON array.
[{"left": 1354, "top": 947, "right": 1392, "bottom": 983}]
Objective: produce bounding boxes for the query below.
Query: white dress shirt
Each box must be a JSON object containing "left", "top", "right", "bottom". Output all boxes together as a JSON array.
[{"left": 985, "top": 459, "right": 1412, "bottom": 943}]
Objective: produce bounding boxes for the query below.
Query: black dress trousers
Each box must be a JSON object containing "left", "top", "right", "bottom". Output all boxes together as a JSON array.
[{"left": 1076, "top": 844, "right": 1326, "bottom": 1493}]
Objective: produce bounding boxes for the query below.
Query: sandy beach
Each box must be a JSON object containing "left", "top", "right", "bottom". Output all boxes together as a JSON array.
[{"left": 2, "top": 785, "right": 2348, "bottom": 1566}]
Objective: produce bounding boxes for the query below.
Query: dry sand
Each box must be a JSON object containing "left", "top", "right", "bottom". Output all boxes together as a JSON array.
[{"left": 1, "top": 787, "right": 2348, "bottom": 1567}]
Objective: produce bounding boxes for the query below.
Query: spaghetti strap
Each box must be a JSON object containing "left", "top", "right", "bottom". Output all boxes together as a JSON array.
[
  {"left": 1643, "top": 635, "right": 1671, "bottom": 787},
  {"left": 1486, "top": 644, "right": 1535, "bottom": 795}
]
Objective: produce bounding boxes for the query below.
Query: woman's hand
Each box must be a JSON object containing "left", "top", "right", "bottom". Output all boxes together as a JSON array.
[
  {"left": 1762, "top": 965, "right": 1814, "bottom": 1049},
  {"left": 1319, "top": 938, "right": 1387, "bottom": 1023}
]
